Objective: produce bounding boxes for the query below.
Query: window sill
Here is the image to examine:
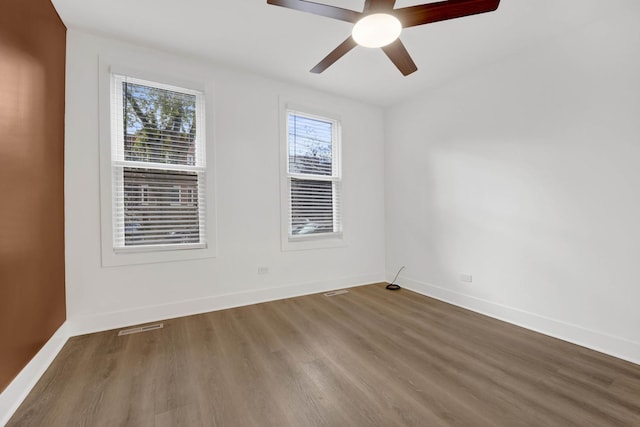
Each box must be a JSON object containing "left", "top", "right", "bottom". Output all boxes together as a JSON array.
[
  {"left": 281, "top": 233, "right": 346, "bottom": 252},
  {"left": 102, "top": 243, "right": 216, "bottom": 267}
]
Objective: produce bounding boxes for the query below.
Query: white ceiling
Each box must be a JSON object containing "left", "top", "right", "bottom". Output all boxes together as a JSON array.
[{"left": 52, "top": 0, "right": 615, "bottom": 106}]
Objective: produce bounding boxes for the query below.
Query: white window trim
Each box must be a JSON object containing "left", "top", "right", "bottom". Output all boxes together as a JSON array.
[
  {"left": 98, "top": 57, "right": 217, "bottom": 266},
  {"left": 279, "top": 100, "right": 346, "bottom": 251}
]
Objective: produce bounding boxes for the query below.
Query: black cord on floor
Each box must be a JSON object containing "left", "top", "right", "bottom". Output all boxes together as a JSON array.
[{"left": 386, "top": 266, "right": 405, "bottom": 291}]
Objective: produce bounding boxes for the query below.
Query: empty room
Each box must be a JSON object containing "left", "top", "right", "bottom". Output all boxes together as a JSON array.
[{"left": 1, "top": 0, "right": 639, "bottom": 425}]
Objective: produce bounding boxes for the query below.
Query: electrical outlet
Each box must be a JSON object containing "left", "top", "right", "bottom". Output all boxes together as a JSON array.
[
  {"left": 460, "top": 273, "right": 473, "bottom": 283},
  {"left": 257, "top": 266, "right": 269, "bottom": 275}
]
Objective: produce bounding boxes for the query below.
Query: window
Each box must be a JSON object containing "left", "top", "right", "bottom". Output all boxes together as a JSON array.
[
  {"left": 284, "top": 109, "right": 342, "bottom": 243},
  {"left": 110, "top": 74, "right": 207, "bottom": 252}
]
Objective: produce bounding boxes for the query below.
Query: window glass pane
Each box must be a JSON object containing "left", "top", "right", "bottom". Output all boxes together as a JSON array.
[
  {"left": 290, "top": 178, "right": 334, "bottom": 235},
  {"left": 288, "top": 113, "right": 333, "bottom": 176},
  {"left": 123, "top": 167, "right": 200, "bottom": 246},
  {"left": 123, "top": 82, "right": 197, "bottom": 166}
]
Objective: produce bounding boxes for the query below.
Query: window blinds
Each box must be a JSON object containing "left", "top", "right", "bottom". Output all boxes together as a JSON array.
[
  {"left": 111, "top": 74, "right": 207, "bottom": 251},
  {"left": 287, "top": 111, "right": 342, "bottom": 237}
]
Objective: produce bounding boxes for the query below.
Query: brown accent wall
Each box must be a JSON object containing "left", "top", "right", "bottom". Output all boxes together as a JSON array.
[{"left": 0, "top": 0, "right": 66, "bottom": 392}]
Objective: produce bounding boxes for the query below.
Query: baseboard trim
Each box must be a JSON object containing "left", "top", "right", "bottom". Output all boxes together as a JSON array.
[
  {"left": 69, "top": 273, "right": 384, "bottom": 336},
  {"left": 399, "top": 276, "right": 640, "bottom": 366},
  {"left": 0, "top": 321, "right": 71, "bottom": 426}
]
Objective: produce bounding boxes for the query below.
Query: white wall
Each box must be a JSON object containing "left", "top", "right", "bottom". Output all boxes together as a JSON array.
[
  {"left": 65, "top": 30, "right": 385, "bottom": 334},
  {"left": 385, "top": 7, "right": 640, "bottom": 363}
]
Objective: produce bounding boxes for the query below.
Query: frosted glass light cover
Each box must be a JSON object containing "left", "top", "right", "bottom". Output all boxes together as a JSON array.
[{"left": 352, "top": 14, "right": 402, "bottom": 48}]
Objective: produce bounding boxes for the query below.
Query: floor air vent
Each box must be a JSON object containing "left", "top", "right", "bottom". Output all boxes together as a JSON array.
[
  {"left": 324, "top": 290, "right": 349, "bottom": 297},
  {"left": 118, "top": 323, "right": 163, "bottom": 336}
]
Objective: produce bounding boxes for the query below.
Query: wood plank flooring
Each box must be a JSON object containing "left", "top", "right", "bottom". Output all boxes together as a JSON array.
[{"left": 8, "top": 283, "right": 640, "bottom": 426}]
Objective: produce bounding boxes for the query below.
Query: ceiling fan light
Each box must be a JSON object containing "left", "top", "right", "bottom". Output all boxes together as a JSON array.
[{"left": 352, "top": 13, "right": 402, "bottom": 48}]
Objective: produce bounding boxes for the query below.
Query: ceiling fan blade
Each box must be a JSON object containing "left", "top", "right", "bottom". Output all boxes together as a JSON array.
[
  {"left": 394, "top": 0, "right": 500, "bottom": 28},
  {"left": 310, "top": 37, "right": 358, "bottom": 74},
  {"left": 267, "top": 0, "right": 361, "bottom": 23},
  {"left": 363, "top": 0, "right": 397, "bottom": 13},
  {"left": 381, "top": 39, "right": 417, "bottom": 76}
]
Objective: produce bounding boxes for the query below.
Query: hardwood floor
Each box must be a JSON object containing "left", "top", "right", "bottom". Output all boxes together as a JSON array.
[{"left": 8, "top": 284, "right": 640, "bottom": 426}]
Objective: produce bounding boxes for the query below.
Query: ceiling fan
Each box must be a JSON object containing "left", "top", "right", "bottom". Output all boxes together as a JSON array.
[{"left": 266, "top": 0, "right": 501, "bottom": 76}]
